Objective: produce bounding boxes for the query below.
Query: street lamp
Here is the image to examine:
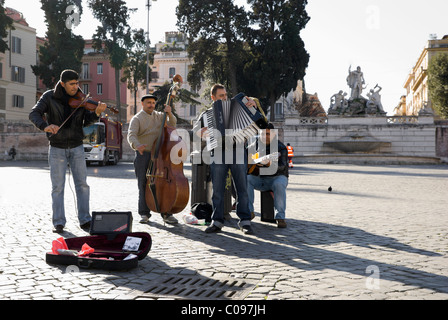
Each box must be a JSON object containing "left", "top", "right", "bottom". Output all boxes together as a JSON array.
[{"left": 146, "top": 0, "right": 156, "bottom": 94}]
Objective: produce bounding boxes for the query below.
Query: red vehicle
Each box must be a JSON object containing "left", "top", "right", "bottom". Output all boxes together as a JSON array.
[{"left": 83, "top": 118, "right": 123, "bottom": 166}]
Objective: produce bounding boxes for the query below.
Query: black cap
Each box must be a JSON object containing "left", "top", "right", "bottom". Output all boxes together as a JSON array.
[
  {"left": 141, "top": 94, "right": 158, "bottom": 102},
  {"left": 267, "top": 123, "right": 275, "bottom": 129}
]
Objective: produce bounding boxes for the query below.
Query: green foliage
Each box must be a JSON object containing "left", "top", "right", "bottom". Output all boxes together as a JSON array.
[
  {"left": 31, "top": 0, "right": 85, "bottom": 89},
  {"left": 122, "top": 28, "right": 152, "bottom": 114},
  {"left": 88, "top": 0, "right": 135, "bottom": 122},
  {"left": 177, "top": 0, "right": 310, "bottom": 121},
  {"left": 88, "top": 0, "right": 134, "bottom": 70},
  {"left": 428, "top": 53, "right": 448, "bottom": 119},
  {"left": 245, "top": 0, "right": 310, "bottom": 121},
  {"left": 0, "top": 0, "right": 14, "bottom": 53},
  {"left": 177, "top": 0, "right": 249, "bottom": 96}
]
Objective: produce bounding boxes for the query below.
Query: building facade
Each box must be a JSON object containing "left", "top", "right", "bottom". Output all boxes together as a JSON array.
[
  {"left": 402, "top": 35, "right": 448, "bottom": 116},
  {"left": 0, "top": 8, "right": 37, "bottom": 121},
  {"left": 126, "top": 31, "right": 209, "bottom": 124},
  {"left": 80, "top": 40, "right": 128, "bottom": 123}
]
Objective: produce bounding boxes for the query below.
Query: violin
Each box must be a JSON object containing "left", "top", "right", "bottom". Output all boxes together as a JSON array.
[
  {"left": 68, "top": 91, "right": 119, "bottom": 115},
  {"left": 48, "top": 90, "right": 119, "bottom": 137}
]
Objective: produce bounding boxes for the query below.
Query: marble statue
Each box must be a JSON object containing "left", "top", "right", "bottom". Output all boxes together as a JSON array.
[
  {"left": 366, "top": 84, "right": 386, "bottom": 114},
  {"left": 328, "top": 90, "right": 348, "bottom": 115},
  {"left": 346, "top": 66, "right": 365, "bottom": 99}
]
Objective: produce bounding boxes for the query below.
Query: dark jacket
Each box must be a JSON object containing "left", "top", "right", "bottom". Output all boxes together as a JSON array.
[
  {"left": 29, "top": 82, "right": 99, "bottom": 149},
  {"left": 249, "top": 140, "right": 289, "bottom": 178}
]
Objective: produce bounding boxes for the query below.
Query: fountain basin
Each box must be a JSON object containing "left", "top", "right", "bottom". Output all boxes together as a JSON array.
[{"left": 323, "top": 133, "right": 391, "bottom": 153}]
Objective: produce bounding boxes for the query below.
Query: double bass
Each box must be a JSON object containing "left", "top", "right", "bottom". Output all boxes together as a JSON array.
[{"left": 145, "top": 75, "right": 190, "bottom": 215}]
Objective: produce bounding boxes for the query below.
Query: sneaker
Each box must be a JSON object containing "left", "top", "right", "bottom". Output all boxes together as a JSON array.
[
  {"left": 53, "top": 225, "right": 64, "bottom": 233},
  {"left": 139, "top": 214, "right": 150, "bottom": 223},
  {"left": 276, "top": 219, "right": 287, "bottom": 228},
  {"left": 241, "top": 225, "right": 254, "bottom": 235},
  {"left": 205, "top": 225, "right": 222, "bottom": 233},
  {"left": 250, "top": 212, "right": 255, "bottom": 220},
  {"left": 80, "top": 221, "right": 91, "bottom": 231},
  {"left": 161, "top": 213, "right": 178, "bottom": 224}
]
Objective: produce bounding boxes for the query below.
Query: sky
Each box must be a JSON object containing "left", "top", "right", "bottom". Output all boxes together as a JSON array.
[{"left": 4, "top": 0, "right": 448, "bottom": 115}]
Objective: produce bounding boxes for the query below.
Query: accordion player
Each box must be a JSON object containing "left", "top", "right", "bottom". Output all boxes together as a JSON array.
[{"left": 202, "top": 93, "right": 268, "bottom": 151}]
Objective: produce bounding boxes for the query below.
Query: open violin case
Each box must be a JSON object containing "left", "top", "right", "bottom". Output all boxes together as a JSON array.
[{"left": 46, "top": 212, "right": 152, "bottom": 271}]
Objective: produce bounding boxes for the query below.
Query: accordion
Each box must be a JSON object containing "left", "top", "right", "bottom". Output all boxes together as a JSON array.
[{"left": 203, "top": 93, "right": 268, "bottom": 151}]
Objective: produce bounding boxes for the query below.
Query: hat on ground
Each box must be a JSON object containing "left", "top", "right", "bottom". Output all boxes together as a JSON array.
[{"left": 141, "top": 94, "right": 158, "bottom": 102}]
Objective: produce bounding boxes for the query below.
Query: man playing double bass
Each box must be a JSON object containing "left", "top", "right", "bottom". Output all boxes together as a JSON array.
[{"left": 128, "top": 94, "right": 178, "bottom": 224}]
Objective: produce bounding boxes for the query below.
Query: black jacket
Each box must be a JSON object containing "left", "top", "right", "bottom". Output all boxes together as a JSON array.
[
  {"left": 249, "top": 140, "right": 289, "bottom": 178},
  {"left": 29, "top": 83, "right": 99, "bottom": 149}
]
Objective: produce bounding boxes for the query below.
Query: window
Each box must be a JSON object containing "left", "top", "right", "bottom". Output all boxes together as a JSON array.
[
  {"left": 190, "top": 105, "right": 196, "bottom": 117},
  {"left": 12, "top": 95, "right": 24, "bottom": 108},
  {"left": 11, "top": 66, "right": 25, "bottom": 83},
  {"left": 12, "top": 37, "right": 21, "bottom": 54},
  {"left": 97, "top": 83, "right": 103, "bottom": 95},
  {"left": 97, "top": 63, "right": 103, "bottom": 75},
  {"left": 275, "top": 103, "right": 284, "bottom": 117},
  {"left": 82, "top": 84, "right": 89, "bottom": 94},
  {"left": 169, "top": 67, "right": 176, "bottom": 78},
  {"left": 82, "top": 63, "right": 89, "bottom": 79}
]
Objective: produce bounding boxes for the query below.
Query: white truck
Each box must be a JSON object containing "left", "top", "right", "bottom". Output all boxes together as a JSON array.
[{"left": 83, "top": 118, "right": 123, "bottom": 166}]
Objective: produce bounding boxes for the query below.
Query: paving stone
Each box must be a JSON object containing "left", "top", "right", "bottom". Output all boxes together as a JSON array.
[{"left": 1, "top": 161, "right": 448, "bottom": 300}]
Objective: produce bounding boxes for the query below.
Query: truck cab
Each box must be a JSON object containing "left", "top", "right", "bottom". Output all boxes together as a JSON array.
[{"left": 83, "top": 118, "right": 122, "bottom": 166}]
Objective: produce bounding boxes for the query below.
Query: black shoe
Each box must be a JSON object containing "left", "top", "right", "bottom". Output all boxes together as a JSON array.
[
  {"left": 53, "top": 225, "right": 64, "bottom": 233},
  {"left": 80, "top": 221, "right": 91, "bottom": 231},
  {"left": 205, "top": 225, "right": 222, "bottom": 233},
  {"left": 241, "top": 225, "right": 254, "bottom": 235}
]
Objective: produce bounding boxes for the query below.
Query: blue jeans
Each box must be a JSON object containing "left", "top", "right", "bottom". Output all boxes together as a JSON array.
[
  {"left": 210, "top": 149, "right": 251, "bottom": 228},
  {"left": 247, "top": 175, "right": 288, "bottom": 220},
  {"left": 48, "top": 145, "right": 91, "bottom": 227}
]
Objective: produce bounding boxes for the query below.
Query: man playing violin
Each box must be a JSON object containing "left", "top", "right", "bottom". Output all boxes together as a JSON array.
[
  {"left": 127, "top": 94, "right": 178, "bottom": 225},
  {"left": 29, "top": 69, "right": 107, "bottom": 234}
]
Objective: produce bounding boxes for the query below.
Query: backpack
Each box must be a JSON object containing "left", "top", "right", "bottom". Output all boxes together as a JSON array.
[{"left": 191, "top": 202, "right": 213, "bottom": 222}]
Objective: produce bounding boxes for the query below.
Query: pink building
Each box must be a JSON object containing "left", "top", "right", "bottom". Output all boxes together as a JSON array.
[{"left": 79, "top": 40, "right": 128, "bottom": 123}]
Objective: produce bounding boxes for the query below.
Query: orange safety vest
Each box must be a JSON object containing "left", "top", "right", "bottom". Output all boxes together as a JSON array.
[{"left": 287, "top": 145, "right": 294, "bottom": 157}]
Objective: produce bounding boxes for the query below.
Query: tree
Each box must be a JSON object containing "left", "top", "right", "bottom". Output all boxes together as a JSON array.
[
  {"left": 176, "top": 0, "right": 249, "bottom": 96},
  {"left": 428, "top": 53, "right": 448, "bottom": 119},
  {"left": 245, "top": 0, "right": 310, "bottom": 121},
  {"left": 122, "top": 28, "right": 152, "bottom": 115},
  {"left": 0, "top": 0, "right": 14, "bottom": 53},
  {"left": 88, "top": 0, "right": 136, "bottom": 123},
  {"left": 31, "top": 0, "right": 85, "bottom": 89}
]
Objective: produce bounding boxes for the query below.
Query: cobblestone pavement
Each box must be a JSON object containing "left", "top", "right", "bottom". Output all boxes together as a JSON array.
[{"left": 1, "top": 160, "right": 447, "bottom": 300}]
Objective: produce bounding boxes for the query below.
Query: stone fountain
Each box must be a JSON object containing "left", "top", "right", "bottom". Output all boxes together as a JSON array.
[
  {"left": 323, "top": 65, "right": 391, "bottom": 154},
  {"left": 323, "top": 130, "right": 391, "bottom": 153}
]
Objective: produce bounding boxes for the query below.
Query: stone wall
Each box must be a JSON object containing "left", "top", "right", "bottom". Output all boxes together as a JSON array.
[
  {"left": 0, "top": 120, "right": 192, "bottom": 162},
  {"left": 1, "top": 116, "right": 447, "bottom": 164},
  {"left": 282, "top": 115, "right": 444, "bottom": 164},
  {"left": 435, "top": 120, "right": 448, "bottom": 162}
]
